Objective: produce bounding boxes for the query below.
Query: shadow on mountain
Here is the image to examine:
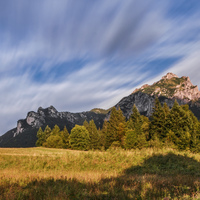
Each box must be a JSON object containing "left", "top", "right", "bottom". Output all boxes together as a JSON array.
[{"left": 1, "top": 152, "right": 200, "bottom": 199}]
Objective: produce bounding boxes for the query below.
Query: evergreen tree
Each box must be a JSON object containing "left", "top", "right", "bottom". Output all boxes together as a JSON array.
[
  {"left": 43, "top": 135, "right": 64, "bottom": 148},
  {"left": 141, "top": 116, "right": 150, "bottom": 141},
  {"left": 124, "top": 130, "right": 137, "bottom": 149},
  {"left": 51, "top": 125, "right": 60, "bottom": 136},
  {"left": 99, "top": 120, "right": 108, "bottom": 148},
  {"left": 36, "top": 127, "right": 45, "bottom": 147},
  {"left": 181, "top": 105, "right": 200, "bottom": 151},
  {"left": 149, "top": 98, "right": 166, "bottom": 140},
  {"left": 88, "top": 120, "right": 100, "bottom": 150},
  {"left": 165, "top": 100, "right": 192, "bottom": 149},
  {"left": 43, "top": 125, "right": 52, "bottom": 141},
  {"left": 83, "top": 120, "right": 89, "bottom": 130},
  {"left": 128, "top": 104, "right": 143, "bottom": 134},
  {"left": 129, "top": 105, "right": 143, "bottom": 128},
  {"left": 125, "top": 105, "right": 147, "bottom": 149},
  {"left": 165, "top": 129, "right": 176, "bottom": 148},
  {"left": 69, "top": 125, "right": 89, "bottom": 150},
  {"left": 61, "top": 126, "right": 70, "bottom": 149},
  {"left": 106, "top": 107, "right": 126, "bottom": 149},
  {"left": 163, "top": 102, "right": 170, "bottom": 119}
]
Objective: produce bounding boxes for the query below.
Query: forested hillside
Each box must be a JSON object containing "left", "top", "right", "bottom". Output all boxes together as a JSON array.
[{"left": 36, "top": 99, "right": 200, "bottom": 152}]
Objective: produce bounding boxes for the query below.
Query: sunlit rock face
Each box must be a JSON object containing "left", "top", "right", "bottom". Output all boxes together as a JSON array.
[
  {"left": 133, "top": 72, "right": 200, "bottom": 102},
  {"left": 161, "top": 72, "right": 178, "bottom": 80},
  {"left": 173, "top": 76, "right": 200, "bottom": 101}
]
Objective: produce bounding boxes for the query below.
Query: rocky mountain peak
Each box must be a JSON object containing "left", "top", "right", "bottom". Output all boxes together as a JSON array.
[
  {"left": 133, "top": 72, "right": 200, "bottom": 102},
  {"left": 161, "top": 72, "right": 178, "bottom": 80}
]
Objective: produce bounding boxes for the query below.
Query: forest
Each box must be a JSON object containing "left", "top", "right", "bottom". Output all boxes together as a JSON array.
[{"left": 36, "top": 98, "right": 200, "bottom": 152}]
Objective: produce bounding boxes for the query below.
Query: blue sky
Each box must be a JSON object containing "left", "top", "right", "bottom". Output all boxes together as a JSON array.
[{"left": 1, "top": 0, "right": 200, "bottom": 135}]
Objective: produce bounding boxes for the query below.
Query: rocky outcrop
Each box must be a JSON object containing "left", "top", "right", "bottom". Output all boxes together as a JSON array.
[
  {"left": 173, "top": 76, "right": 200, "bottom": 101},
  {"left": 0, "top": 106, "right": 106, "bottom": 147},
  {"left": 161, "top": 72, "right": 178, "bottom": 80},
  {"left": 133, "top": 72, "right": 200, "bottom": 102}
]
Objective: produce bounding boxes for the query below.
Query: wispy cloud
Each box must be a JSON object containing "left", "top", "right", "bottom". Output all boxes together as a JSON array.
[
  {"left": 0, "top": 1, "right": 200, "bottom": 135},
  {"left": 0, "top": 61, "right": 150, "bottom": 134}
]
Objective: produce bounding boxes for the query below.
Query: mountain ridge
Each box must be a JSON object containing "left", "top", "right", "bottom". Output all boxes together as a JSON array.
[{"left": 1, "top": 72, "right": 200, "bottom": 147}]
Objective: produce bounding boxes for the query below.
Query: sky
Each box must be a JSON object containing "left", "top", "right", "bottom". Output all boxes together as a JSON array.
[{"left": 0, "top": 0, "right": 200, "bottom": 135}]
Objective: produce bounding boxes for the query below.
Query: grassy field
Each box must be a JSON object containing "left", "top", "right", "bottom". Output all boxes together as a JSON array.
[{"left": 1, "top": 147, "right": 200, "bottom": 199}]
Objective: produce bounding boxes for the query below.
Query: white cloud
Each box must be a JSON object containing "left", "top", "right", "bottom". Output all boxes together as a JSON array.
[
  {"left": 0, "top": 61, "right": 151, "bottom": 135},
  {"left": 167, "top": 51, "right": 200, "bottom": 86},
  {"left": 1, "top": 1, "right": 200, "bottom": 136}
]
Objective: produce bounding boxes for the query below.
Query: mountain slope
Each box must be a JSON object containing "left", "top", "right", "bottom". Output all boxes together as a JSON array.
[
  {"left": 0, "top": 72, "right": 200, "bottom": 147},
  {"left": 0, "top": 106, "right": 105, "bottom": 147},
  {"left": 133, "top": 72, "right": 200, "bottom": 101}
]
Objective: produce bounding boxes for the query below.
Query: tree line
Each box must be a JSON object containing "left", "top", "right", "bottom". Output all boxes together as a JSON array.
[{"left": 36, "top": 99, "right": 200, "bottom": 152}]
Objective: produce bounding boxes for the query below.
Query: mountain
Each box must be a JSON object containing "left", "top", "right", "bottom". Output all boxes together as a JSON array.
[
  {"left": 0, "top": 72, "right": 200, "bottom": 147},
  {"left": 133, "top": 72, "right": 200, "bottom": 102},
  {"left": 0, "top": 106, "right": 105, "bottom": 147}
]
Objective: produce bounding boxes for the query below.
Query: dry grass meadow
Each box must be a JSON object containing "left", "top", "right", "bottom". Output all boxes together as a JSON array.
[{"left": 1, "top": 147, "right": 200, "bottom": 199}]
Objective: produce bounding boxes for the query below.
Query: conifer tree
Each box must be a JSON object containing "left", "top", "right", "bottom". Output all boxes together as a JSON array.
[
  {"left": 88, "top": 120, "right": 100, "bottom": 150},
  {"left": 43, "top": 125, "right": 52, "bottom": 140},
  {"left": 106, "top": 107, "right": 126, "bottom": 149},
  {"left": 51, "top": 125, "right": 60, "bottom": 136},
  {"left": 141, "top": 116, "right": 150, "bottom": 141},
  {"left": 165, "top": 100, "right": 191, "bottom": 149},
  {"left": 149, "top": 98, "right": 166, "bottom": 140},
  {"left": 181, "top": 105, "right": 199, "bottom": 151},
  {"left": 69, "top": 125, "right": 89, "bottom": 150},
  {"left": 165, "top": 129, "right": 176, "bottom": 147},
  {"left": 83, "top": 120, "right": 89, "bottom": 130},
  {"left": 163, "top": 102, "right": 170, "bottom": 119},
  {"left": 61, "top": 126, "right": 70, "bottom": 148},
  {"left": 36, "top": 127, "right": 45, "bottom": 147},
  {"left": 99, "top": 120, "right": 108, "bottom": 148},
  {"left": 125, "top": 105, "right": 147, "bottom": 149},
  {"left": 128, "top": 104, "right": 143, "bottom": 134},
  {"left": 124, "top": 129, "right": 137, "bottom": 149}
]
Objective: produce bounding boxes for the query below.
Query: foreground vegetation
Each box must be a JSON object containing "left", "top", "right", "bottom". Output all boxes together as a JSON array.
[{"left": 1, "top": 147, "right": 200, "bottom": 199}]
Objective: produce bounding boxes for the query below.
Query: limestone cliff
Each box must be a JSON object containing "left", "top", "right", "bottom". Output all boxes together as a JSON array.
[
  {"left": 0, "top": 106, "right": 105, "bottom": 147},
  {"left": 133, "top": 72, "right": 200, "bottom": 102}
]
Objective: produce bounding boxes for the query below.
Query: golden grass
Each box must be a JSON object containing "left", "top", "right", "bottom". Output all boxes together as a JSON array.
[{"left": 1, "top": 147, "right": 200, "bottom": 199}]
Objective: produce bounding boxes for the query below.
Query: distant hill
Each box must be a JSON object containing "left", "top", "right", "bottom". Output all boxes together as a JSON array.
[{"left": 1, "top": 72, "right": 200, "bottom": 147}]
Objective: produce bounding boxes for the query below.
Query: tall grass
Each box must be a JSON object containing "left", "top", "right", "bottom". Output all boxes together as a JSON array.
[{"left": 0, "top": 147, "right": 200, "bottom": 199}]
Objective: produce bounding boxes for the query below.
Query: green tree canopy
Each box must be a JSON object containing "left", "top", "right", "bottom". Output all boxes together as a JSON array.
[
  {"left": 61, "top": 126, "right": 70, "bottom": 149},
  {"left": 43, "top": 135, "right": 64, "bottom": 148},
  {"left": 43, "top": 125, "right": 52, "bottom": 140},
  {"left": 106, "top": 107, "right": 126, "bottom": 149},
  {"left": 149, "top": 98, "right": 166, "bottom": 140},
  {"left": 36, "top": 127, "right": 45, "bottom": 147},
  {"left": 51, "top": 125, "right": 60, "bottom": 136},
  {"left": 88, "top": 120, "right": 100, "bottom": 150},
  {"left": 69, "top": 125, "right": 89, "bottom": 150}
]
